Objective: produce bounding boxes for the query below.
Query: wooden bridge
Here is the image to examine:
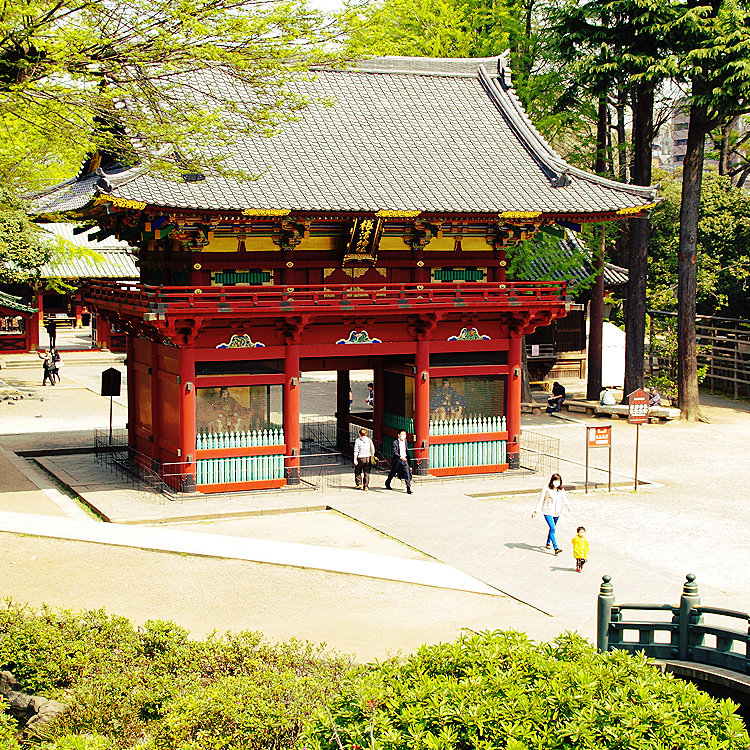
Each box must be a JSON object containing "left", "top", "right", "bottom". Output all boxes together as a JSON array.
[{"left": 597, "top": 574, "right": 750, "bottom": 708}]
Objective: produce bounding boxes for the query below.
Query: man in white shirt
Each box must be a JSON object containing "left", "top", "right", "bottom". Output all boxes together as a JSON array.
[
  {"left": 353, "top": 427, "right": 375, "bottom": 490},
  {"left": 385, "top": 429, "right": 412, "bottom": 494}
]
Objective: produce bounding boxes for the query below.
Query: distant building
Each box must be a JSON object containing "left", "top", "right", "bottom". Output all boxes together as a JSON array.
[{"left": 0, "top": 223, "right": 137, "bottom": 351}]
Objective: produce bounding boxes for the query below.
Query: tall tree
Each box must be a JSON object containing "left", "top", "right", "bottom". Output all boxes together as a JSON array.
[
  {"left": 0, "top": 0, "right": 336, "bottom": 181},
  {"left": 547, "top": 0, "right": 679, "bottom": 402},
  {"left": 673, "top": 0, "right": 750, "bottom": 419}
]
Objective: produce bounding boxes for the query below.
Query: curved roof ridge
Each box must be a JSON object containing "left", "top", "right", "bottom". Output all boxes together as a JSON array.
[
  {"left": 352, "top": 55, "right": 504, "bottom": 77},
  {"left": 481, "top": 57, "right": 658, "bottom": 201}
]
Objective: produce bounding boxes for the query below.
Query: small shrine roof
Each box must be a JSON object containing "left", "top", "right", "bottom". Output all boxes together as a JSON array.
[
  {"left": 33, "top": 55, "right": 657, "bottom": 217},
  {"left": 34, "top": 224, "right": 139, "bottom": 279},
  {"left": 528, "top": 232, "right": 629, "bottom": 288},
  {"left": 0, "top": 291, "right": 36, "bottom": 314}
]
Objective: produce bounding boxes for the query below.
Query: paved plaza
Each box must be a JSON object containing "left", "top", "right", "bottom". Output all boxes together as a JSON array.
[{"left": 0, "top": 347, "right": 748, "bottom": 660}]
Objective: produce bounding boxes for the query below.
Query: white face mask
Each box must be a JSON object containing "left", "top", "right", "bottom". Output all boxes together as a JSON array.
[{"left": 553, "top": 480, "right": 561, "bottom": 488}]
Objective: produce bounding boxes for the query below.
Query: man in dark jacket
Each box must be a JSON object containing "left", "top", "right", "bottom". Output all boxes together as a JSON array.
[
  {"left": 385, "top": 429, "right": 413, "bottom": 494},
  {"left": 45, "top": 319, "right": 57, "bottom": 349},
  {"left": 546, "top": 381, "right": 565, "bottom": 413}
]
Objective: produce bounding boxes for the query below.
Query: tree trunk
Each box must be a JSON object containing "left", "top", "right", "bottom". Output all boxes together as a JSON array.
[
  {"left": 616, "top": 87, "right": 628, "bottom": 183},
  {"left": 623, "top": 85, "right": 654, "bottom": 401},
  {"left": 587, "top": 96, "right": 608, "bottom": 401},
  {"left": 587, "top": 227, "right": 606, "bottom": 400},
  {"left": 719, "top": 116, "right": 738, "bottom": 176},
  {"left": 677, "top": 98, "right": 708, "bottom": 420}
]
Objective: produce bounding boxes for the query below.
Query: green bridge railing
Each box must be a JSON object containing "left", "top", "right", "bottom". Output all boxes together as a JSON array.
[{"left": 597, "top": 574, "right": 750, "bottom": 676}]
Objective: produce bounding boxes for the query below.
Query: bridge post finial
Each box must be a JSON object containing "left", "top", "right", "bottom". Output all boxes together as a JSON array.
[
  {"left": 679, "top": 573, "right": 701, "bottom": 661},
  {"left": 597, "top": 575, "right": 615, "bottom": 653}
]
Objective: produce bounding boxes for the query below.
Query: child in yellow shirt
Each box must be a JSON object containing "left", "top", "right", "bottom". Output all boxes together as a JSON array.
[{"left": 572, "top": 526, "right": 589, "bottom": 572}]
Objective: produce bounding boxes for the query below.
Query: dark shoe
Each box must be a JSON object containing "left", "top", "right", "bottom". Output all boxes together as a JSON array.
[
  {"left": 385, "top": 483, "right": 391, "bottom": 490},
  {"left": 554, "top": 548, "right": 562, "bottom": 555},
  {"left": 363, "top": 486, "right": 368, "bottom": 491},
  {"left": 545, "top": 543, "right": 551, "bottom": 549},
  {"left": 406, "top": 488, "right": 413, "bottom": 494}
]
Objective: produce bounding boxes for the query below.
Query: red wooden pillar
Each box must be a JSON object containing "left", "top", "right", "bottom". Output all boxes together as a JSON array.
[
  {"left": 30, "top": 291, "right": 43, "bottom": 351},
  {"left": 95, "top": 316, "right": 111, "bottom": 349},
  {"left": 414, "top": 338, "right": 430, "bottom": 475},
  {"left": 284, "top": 342, "right": 301, "bottom": 484},
  {"left": 178, "top": 347, "right": 196, "bottom": 492},
  {"left": 150, "top": 341, "right": 161, "bottom": 462},
  {"left": 507, "top": 335, "right": 522, "bottom": 469},
  {"left": 29, "top": 294, "right": 40, "bottom": 351},
  {"left": 126, "top": 335, "right": 137, "bottom": 451}
]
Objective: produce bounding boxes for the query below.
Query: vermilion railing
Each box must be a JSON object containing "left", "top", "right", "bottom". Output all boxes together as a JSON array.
[{"left": 85, "top": 280, "right": 568, "bottom": 317}]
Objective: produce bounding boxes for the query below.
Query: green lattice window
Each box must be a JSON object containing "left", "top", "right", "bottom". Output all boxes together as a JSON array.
[
  {"left": 212, "top": 270, "right": 273, "bottom": 286},
  {"left": 431, "top": 267, "right": 486, "bottom": 282}
]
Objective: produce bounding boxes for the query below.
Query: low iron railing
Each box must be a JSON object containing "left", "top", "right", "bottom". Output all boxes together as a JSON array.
[{"left": 597, "top": 574, "right": 750, "bottom": 675}]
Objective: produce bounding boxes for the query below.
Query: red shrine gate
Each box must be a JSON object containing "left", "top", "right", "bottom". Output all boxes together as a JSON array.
[
  {"left": 87, "top": 279, "right": 569, "bottom": 491},
  {"left": 34, "top": 54, "right": 658, "bottom": 493}
]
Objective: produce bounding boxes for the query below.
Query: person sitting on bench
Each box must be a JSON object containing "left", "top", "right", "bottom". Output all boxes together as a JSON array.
[
  {"left": 648, "top": 387, "right": 662, "bottom": 407},
  {"left": 546, "top": 381, "right": 566, "bottom": 413}
]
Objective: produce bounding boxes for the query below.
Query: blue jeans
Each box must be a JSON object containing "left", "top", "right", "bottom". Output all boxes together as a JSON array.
[{"left": 544, "top": 515, "right": 559, "bottom": 549}]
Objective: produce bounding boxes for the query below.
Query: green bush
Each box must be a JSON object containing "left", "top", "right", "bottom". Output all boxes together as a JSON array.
[
  {"left": 0, "top": 703, "right": 20, "bottom": 750},
  {"left": 303, "top": 630, "right": 750, "bottom": 750},
  {"left": 149, "top": 670, "right": 323, "bottom": 750},
  {"left": 0, "top": 601, "right": 350, "bottom": 750},
  {"left": 0, "top": 601, "right": 139, "bottom": 696}
]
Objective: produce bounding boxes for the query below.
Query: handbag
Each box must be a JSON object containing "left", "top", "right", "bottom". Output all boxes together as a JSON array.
[{"left": 369, "top": 439, "right": 378, "bottom": 465}]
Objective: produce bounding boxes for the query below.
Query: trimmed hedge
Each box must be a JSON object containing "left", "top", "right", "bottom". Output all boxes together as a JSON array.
[
  {"left": 303, "top": 630, "right": 750, "bottom": 750},
  {"left": 1, "top": 603, "right": 747, "bottom": 749}
]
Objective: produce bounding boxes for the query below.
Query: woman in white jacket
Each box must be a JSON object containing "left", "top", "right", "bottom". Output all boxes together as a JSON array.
[{"left": 532, "top": 472, "right": 571, "bottom": 554}]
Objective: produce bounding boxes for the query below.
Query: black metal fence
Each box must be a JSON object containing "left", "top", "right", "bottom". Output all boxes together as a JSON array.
[
  {"left": 520, "top": 429, "right": 560, "bottom": 476},
  {"left": 93, "top": 428, "right": 178, "bottom": 498}
]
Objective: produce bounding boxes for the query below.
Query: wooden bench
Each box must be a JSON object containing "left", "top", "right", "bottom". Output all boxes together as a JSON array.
[
  {"left": 595, "top": 404, "right": 681, "bottom": 423},
  {"left": 529, "top": 381, "right": 551, "bottom": 392}
]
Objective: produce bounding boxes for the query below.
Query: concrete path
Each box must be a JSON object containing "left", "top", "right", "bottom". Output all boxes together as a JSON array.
[
  {"left": 0, "top": 510, "right": 496, "bottom": 595},
  {"left": 1, "top": 356, "right": 749, "bottom": 657}
]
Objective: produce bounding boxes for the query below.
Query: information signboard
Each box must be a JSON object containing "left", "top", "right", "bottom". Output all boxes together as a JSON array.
[
  {"left": 628, "top": 388, "right": 649, "bottom": 425},
  {"left": 585, "top": 424, "right": 612, "bottom": 492},
  {"left": 588, "top": 425, "right": 611, "bottom": 448}
]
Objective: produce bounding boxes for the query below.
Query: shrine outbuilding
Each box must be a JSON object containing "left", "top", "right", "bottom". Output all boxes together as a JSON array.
[{"left": 32, "top": 55, "right": 657, "bottom": 493}]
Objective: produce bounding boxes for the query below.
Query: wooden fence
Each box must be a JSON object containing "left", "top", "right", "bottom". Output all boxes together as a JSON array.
[{"left": 648, "top": 310, "right": 750, "bottom": 398}]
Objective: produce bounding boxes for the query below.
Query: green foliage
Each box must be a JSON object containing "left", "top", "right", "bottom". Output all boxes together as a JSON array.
[
  {"left": 0, "top": 191, "right": 55, "bottom": 285},
  {"left": 149, "top": 671, "right": 322, "bottom": 750},
  {"left": 0, "top": 703, "right": 21, "bottom": 750},
  {"left": 40, "top": 736, "right": 115, "bottom": 750},
  {"left": 0, "top": 601, "right": 350, "bottom": 750},
  {"left": 0, "top": 0, "right": 339, "bottom": 180},
  {"left": 649, "top": 172, "right": 750, "bottom": 316},
  {"left": 508, "top": 230, "right": 596, "bottom": 295},
  {"left": 303, "top": 630, "right": 749, "bottom": 750},
  {"left": 340, "top": 0, "right": 520, "bottom": 59}
]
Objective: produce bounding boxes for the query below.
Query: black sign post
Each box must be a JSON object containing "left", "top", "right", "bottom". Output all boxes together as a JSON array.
[
  {"left": 101, "top": 368, "right": 122, "bottom": 444},
  {"left": 627, "top": 388, "right": 648, "bottom": 491}
]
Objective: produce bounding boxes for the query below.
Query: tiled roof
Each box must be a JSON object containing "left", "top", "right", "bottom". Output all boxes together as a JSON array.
[
  {"left": 0, "top": 291, "right": 36, "bottom": 314},
  {"left": 34, "top": 223, "right": 138, "bottom": 279},
  {"left": 39, "top": 223, "right": 134, "bottom": 251},
  {"left": 32, "top": 55, "right": 658, "bottom": 216},
  {"left": 41, "top": 249, "right": 138, "bottom": 280},
  {"left": 526, "top": 231, "right": 628, "bottom": 288}
]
